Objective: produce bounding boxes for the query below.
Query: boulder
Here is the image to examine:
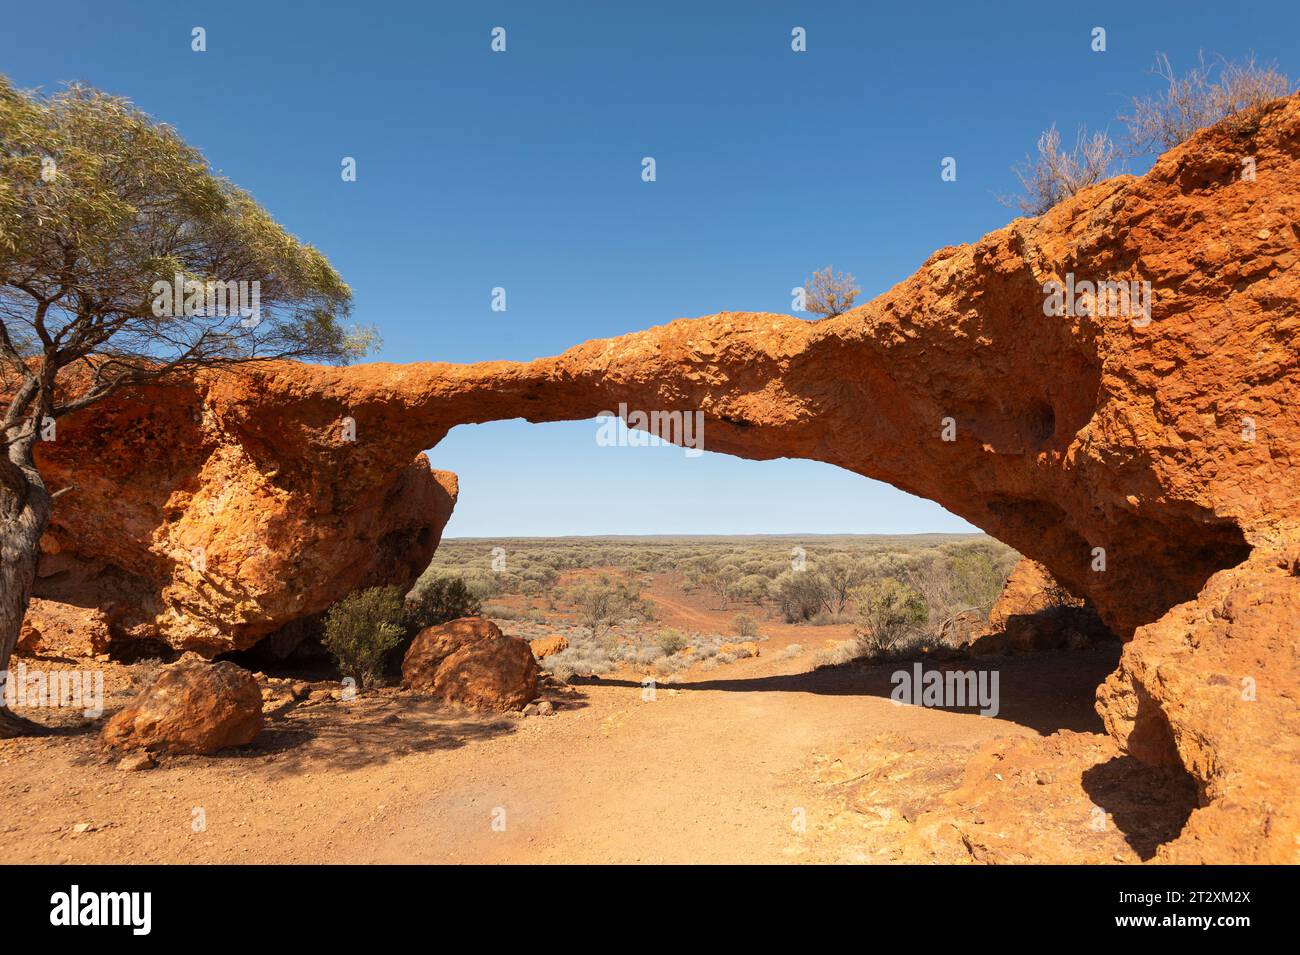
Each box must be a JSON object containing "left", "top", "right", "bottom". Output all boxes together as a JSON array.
[
  {"left": 402, "top": 617, "right": 538, "bottom": 711},
  {"left": 529, "top": 634, "right": 568, "bottom": 661},
  {"left": 971, "top": 558, "right": 1109, "bottom": 654},
  {"left": 16, "top": 598, "right": 111, "bottom": 659},
  {"left": 101, "top": 658, "right": 263, "bottom": 754}
]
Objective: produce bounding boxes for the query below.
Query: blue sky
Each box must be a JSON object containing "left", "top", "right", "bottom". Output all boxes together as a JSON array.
[{"left": 3, "top": 1, "right": 1295, "bottom": 535}]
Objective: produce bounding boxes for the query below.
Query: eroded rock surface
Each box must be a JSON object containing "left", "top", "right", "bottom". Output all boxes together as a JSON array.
[
  {"left": 402, "top": 617, "right": 539, "bottom": 711},
  {"left": 101, "top": 657, "right": 263, "bottom": 754},
  {"left": 24, "top": 95, "right": 1300, "bottom": 860}
]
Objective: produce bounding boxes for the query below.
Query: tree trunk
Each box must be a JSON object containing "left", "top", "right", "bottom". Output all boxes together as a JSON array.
[{"left": 0, "top": 458, "right": 52, "bottom": 737}]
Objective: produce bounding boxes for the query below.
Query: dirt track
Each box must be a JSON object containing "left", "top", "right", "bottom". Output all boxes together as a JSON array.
[{"left": 0, "top": 643, "right": 1119, "bottom": 864}]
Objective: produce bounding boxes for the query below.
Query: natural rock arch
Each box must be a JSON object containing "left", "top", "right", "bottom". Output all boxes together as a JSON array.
[{"left": 24, "top": 95, "right": 1300, "bottom": 862}]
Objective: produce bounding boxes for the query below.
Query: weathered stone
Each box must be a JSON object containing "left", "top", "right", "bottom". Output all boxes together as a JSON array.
[
  {"left": 101, "top": 659, "right": 263, "bottom": 754},
  {"left": 402, "top": 617, "right": 538, "bottom": 711}
]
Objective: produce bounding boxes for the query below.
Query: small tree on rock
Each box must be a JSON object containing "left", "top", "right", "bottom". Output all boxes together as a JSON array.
[
  {"left": 804, "top": 267, "right": 860, "bottom": 318},
  {"left": 1006, "top": 123, "right": 1119, "bottom": 216},
  {"left": 1123, "top": 52, "right": 1291, "bottom": 153}
]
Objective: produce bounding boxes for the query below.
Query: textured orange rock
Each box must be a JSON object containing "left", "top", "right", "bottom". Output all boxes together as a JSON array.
[
  {"left": 101, "top": 658, "right": 263, "bottom": 754},
  {"left": 528, "top": 634, "right": 568, "bottom": 661},
  {"left": 402, "top": 617, "right": 539, "bottom": 711},
  {"left": 1097, "top": 551, "right": 1300, "bottom": 863},
  {"left": 901, "top": 732, "right": 1199, "bottom": 864},
  {"left": 971, "top": 557, "right": 1102, "bottom": 654},
  {"left": 17, "top": 598, "right": 111, "bottom": 658},
  {"left": 24, "top": 96, "right": 1300, "bottom": 860},
  {"left": 30, "top": 367, "right": 458, "bottom": 655}
]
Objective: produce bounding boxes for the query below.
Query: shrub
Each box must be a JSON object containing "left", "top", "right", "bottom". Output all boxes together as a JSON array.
[
  {"left": 804, "top": 267, "right": 860, "bottom": 318},
  {"left": 1007, "top": 123, "right": 1119, "bottom": 216},
  {"left": 773, "top": 570, "right": 825, "bottom": 623},
  {"left": 406, "top": 575, "right": 481, "bottom": 630},
  {"left": 570, "top": 580, "right": 619, "bottom": 640},
  {"left": 656, "top": 628, "right": 689, "bottom": 655},
  {"left": 322, "top": 586, "right": 408, "bottom": 690},
  {"left": 1124, "top": 52, "right": 1291, "bottom": 153},
  {"left": 734, "top": 573, "right": 771, "bottom": 605},
  {"left": 731, "top": 613, "right": 759, "bottom": 638},
  {"left": 852, "top": 577, "right": 927, "bottom": 658}
]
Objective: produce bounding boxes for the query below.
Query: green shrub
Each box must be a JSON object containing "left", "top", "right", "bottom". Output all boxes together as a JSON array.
[
  {"left": 731, "top": 613, "right": 759, "bottom": 638},
  {"left": 656, "top": 628, "right": 688, "bottom": 655},
  {"left": 406, "top": 576, "right": 481, "bottom": 630},
  {"left": 322, "top": 586, "right": 408, "bottom": 690},
  {"left": 852, "top": 577, "right": 927, "bottom": 658}
]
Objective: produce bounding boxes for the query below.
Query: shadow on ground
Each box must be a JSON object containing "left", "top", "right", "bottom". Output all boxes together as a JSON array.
[
  {"left": 1081, "top": 754, "right": 1199, "bottom": 860},
  {"left": 229, "top": 684, "right": 592, "bottom": 778},
  {"left": 579, "top": 645, "right": 1122, "bottom": 736}
]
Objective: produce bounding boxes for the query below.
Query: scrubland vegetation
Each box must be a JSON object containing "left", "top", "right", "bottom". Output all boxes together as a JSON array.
[
  {"left": 411, "top": 534, "right": 1020, "bottom": 680},
  {"left": 1008, "top": 51, "right": 1292, "bottom": 215}
]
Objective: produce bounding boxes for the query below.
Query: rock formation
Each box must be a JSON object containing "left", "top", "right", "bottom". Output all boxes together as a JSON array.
[
  {"left": 402, "top": 617, "right": 539, "bottom": 711},
  {"left": 970, "top": 558, "right": 1105, "bottom": 653},
  {"left": 101, "top": 657, "right": 263, "bottom": 754},
  {"left": 528, "top": 634, "right": 568, "bottom": 661},
  {"left": 24, "top": 95, "right": 1300, "bottom": 860},
  {"left": 31, "top": 367, "right": 458, "bottom": 655}
]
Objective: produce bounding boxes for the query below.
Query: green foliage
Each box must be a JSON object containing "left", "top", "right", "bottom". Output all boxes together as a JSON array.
[
  {"left": 406, "top": 575, "right": 481, "bottom": 631},
  {"left": 852, "top": 577, "right": 927, "bottom": 657},
  {"left": 731, "top": 613, "right": 759, "bottom": 638},
  {"left": 321, "top": 586, "right": 407, "bottom": 690},
  {"left": 656, "top": 628, "right": 689, "bottom": 655},
  {"left": 0, "top": 74, "right": 372, "bottom": 383},
  {"left": 773, "top": 570, "right": 825, "bottom": 623}
]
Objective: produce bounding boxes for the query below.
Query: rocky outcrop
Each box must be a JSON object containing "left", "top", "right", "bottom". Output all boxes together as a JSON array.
[
  {"left": 101, "top": 658, "right": 263, "bottom": 754},
  {"left": 529, "top": 635, "right": 568, "bottom": 661},
  {"left": 402, "top": 617, "right": 539, "bottom": 710},
  {"left": 1097, "top": 551, "right": 1300, "bottom": 863},
  {"left": 17, "top": 598, "right": 111, "bottom": 658},
  {"left": 23, "top": 96, "right": 1300, "bottom": 860},
  {"left": 971, "top": 558, "right": 1107, "bottom": 654},
  {"left": 31, "top": 368, "right": 458, "bottom": 655}
]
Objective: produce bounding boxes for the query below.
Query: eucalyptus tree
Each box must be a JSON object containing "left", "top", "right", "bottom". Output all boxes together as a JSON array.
[{"left": 0, "top": 76, "right": 371, "bottom": 734}]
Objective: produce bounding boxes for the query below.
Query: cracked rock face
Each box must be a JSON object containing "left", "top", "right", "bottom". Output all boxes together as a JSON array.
[{"left": 28, "top": 95, "right": 1300, "bottom": 861}]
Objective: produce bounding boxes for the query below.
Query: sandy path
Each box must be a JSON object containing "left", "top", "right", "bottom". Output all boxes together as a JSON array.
[
  {"left": 337, "top": 648, "right": 1114, "bottom": 864},
  {"left": 0, "top": 645, "right": 1117, "bottom": 865}
]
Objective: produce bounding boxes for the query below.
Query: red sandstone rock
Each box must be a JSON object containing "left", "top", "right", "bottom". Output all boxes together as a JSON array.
[
  {"left": 402, "top": 617, "right": 538, "bottom": 711},
  {"left": 16, "top": 598, "right": 111, "bottom": 659},
  {"left": 529, "top": 634, "right": 568, "bottom": 661},
  {"left": 101, "top": 658, "right": 263, "bottom": 754}
]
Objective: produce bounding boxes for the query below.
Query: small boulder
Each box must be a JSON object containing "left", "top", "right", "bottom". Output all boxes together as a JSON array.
[
  {"left": 529, "top": 634, "right": 568, "bottom": 661},
  {"left": 402, "top": 617, "right": 538, "bottom": 711},
  {"left": 115, "top": 751, "right": 156, "bottom": 772},
  {"left": 101, "top": 659, "right": 263, "bottom": 755}
]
